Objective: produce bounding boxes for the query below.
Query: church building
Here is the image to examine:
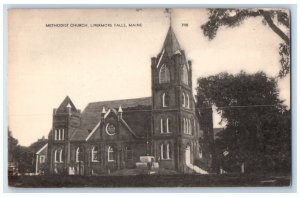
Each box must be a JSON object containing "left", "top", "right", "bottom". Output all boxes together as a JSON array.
[{"left": 36, "top": 27, "right": 213, "bottom": 175}]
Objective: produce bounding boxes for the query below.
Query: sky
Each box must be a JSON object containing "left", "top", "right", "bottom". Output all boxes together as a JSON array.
[{"left": 8, "top": 9, "right": 290, "bottom": 146}]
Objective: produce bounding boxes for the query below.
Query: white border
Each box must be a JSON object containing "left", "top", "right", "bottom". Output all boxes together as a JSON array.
[{"left": 1, "top": 1, "right": 299, "bottom": 196}]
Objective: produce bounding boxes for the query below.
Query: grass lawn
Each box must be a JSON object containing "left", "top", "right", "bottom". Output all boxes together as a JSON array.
[{"left": 8, "top": 171, "right": 291, "bottom": 188}]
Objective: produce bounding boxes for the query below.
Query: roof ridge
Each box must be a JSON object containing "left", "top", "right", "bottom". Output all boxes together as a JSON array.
[{"left": 88, "top": 96, "right": 151, "bottom": 105}]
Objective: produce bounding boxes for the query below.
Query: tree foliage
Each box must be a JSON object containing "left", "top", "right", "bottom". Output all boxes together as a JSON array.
[
  {"left": 8, "top": 129, "right": 35, "bottom": 173},
  {"left": 196, "top": 71, "right": 291, "bottom": 173},
  {"left": 8, "top": 130, "right": 19, "bottom": 163},
  {"left": 201, "top": 9, "right": 290, "bottom": 78}
]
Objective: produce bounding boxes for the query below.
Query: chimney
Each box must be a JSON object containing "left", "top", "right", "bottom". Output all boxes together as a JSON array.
[{"left": 118, "top": 106, "right": 123, "bottom": 121}]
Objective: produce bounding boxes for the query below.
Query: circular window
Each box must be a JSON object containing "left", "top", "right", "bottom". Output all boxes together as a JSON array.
[{"left": 106, "top": 123, "right": 116, "bottom": 135}]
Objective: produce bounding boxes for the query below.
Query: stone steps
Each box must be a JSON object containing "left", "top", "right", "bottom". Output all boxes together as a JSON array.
[
  {"left": 186, "top": 163, "right": 208, "bottom": 174},
  {"left": 136, "top": 156, "right": 159, "bottom": 171}
]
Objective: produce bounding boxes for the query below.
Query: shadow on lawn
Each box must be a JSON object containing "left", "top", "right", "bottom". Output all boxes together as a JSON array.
[{"left": 8, "top": 173, "right": 291, "bottom": 188}]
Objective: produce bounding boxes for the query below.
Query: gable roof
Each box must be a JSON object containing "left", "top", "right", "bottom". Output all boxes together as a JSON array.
[
  {"left": 70, "top": 97, "right": 152, "bottom": 141},
  {"left": 162, "top": 26, "right": 181, "bottom": 57},
  {"left": 36, "top": 143, "right": 48, "bottom": 154},
  {"left": 29, "top": 138, "right": 48, "bottom": 154},
  {"left": 56, "top": 96, "right": 78, "bottom": 113},
  {"left": 85, "top": 97, "right": 151, "bottom": 112},
  {"left": 84, "top": 109, "right": 111, "bottom": 141},
  {"left": 121, "top": 106, "right": 151, "bottom": 137},
  {"left": 85, "top": 108, "right": 143, "bottom": 141}
]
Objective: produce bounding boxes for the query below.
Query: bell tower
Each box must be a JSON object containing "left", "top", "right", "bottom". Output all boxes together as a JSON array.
[
  {"left": 48, "top": 96, "right": 81, "bottom": 175},
  {"left": 151, "top": 27, "right": 201, "bottom": 173}
]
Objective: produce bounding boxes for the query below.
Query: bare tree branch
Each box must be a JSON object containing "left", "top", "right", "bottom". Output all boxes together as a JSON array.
[
  {"left": 201, "top": 8, "right": 291, "bottom": 78},
  {"left": 259, "top": 10, "right": 290, "bottom": 44}
]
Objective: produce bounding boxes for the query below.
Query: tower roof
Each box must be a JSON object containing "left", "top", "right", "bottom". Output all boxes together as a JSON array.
[
  {"left": 56, "top": 95, "right": 77, "bottom": 112},
  {"left": 162, "top": 26, "right": 181, "bottom": 57}
]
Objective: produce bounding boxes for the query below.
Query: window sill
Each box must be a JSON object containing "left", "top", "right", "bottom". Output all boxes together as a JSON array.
[
  {"left": 108, "top": 160, "right": 115, "bottom": 162},
  {"left": 91, "top": 160, "right": 100, "bottom": 163},
  {"left": 161, "top": 158, "right": 173, "bottom": 161}
]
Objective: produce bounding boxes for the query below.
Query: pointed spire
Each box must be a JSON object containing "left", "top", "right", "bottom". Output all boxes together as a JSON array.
[
  {"left": 162, "top": 26, "right": 181, "bottom": 57},
  {"left": 101, "top": 107, "right": 106, "bottom": 114},
  {"left": 118, "top": 106, "right": 123, "bottom": 113},
  {"left": 56, "top": 95, "right": 77, "bottom": 113},
  {"left": 165, "top": 8, "right": 172, "bottom": 27},
  {"left": 118, "top": 106, "right": 123, "bottom": 121}
]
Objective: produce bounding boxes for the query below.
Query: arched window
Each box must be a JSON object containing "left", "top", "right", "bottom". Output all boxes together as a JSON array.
[
  {"left": 75, "top": 147, "right": 80, "bottom": 162},
  {"left": 166, "top": 143, "right": 171, "bottom": 159},
  {"left": 54, "top": 149, "right": 63, "bottom": 163},
  {"left": 160, "top": 143, "right": 172, "bottom": 160},
  {"left": 160, "top": 144, "right": 164, "bottom": 159},
  {"left": 160, "top": 118, "right": 171, "bottom": 134},
  {"left": 166, "top": 118, "right": 170, "bottom": 133},
  {"left": 54, "top": 129, "right": 58, "bottom": 140},
  {"left": 54, "top": 149, "right": 58, "bottom": 163},
  {"left": 182, "top": 93, "right": 186, "bottom": 107},
  {"left": 187, "top": 119, "right": 190, "bottom": 134},
  {"left": 59, "top": 149, "right": 63, "bottom": 162},
  {"left": 181, "top": 64, "right": 188, "bottom": 85},
  {"left": 54, "top": 129, "right": 65, "bottom": 140},
  {"left": 186, "top": 94, "right": 190, "bottom": 108},
  {"left": 108, "top": 146, "right": 115, "bottom": 161},
  {"left": 160, "top": 118, "right": 163, "bottom": 133},
  {"left": 159, "top": 64, "right": 170, "bottom": 84},
  {"left": 162, "top": 92, "right": 170, "bottom": 107},
  {"left": 186, "top": 144, "right": 191, "bottom": 164},
  {"left": 183, "top": 118, "right": 186, "bottom": 133},
  {"left": 199, "top": 147, "right": 203, "bottom": 159},
  {"left": 58, "top": 129, "right": 61, "bottom": 140},
  {"left": 187, "top": 119, "right": 189, "bottom": 134},
  {"left": 183, "top": 118, "right": 192, "bottom": 134},
  {"left": 91, "top": 146, "right": 99, "bottom": 162},
  {"left": 40, "top": 155, "right": 45, "bottom": 163},
  {"left": 125, "top": 146, "right": 133, "bottom": 160},
  {"left": 188, "top": 119, "right": 192, "bottom": 134}
]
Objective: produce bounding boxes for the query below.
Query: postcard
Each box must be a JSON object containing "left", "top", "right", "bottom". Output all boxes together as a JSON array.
[{"left": 7, "top": 8, "right": 291, "bottom": 187}]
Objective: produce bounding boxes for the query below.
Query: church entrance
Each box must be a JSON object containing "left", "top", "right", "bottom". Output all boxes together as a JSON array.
[
  {"left": 185, "top": 145, "right": 191, "bottom": 165},
  {"left": 75, "top": 161, "right": 84, "bottom": 175}
]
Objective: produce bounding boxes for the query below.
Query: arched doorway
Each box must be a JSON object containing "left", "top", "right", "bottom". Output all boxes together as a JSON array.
[
  {"left": 185, "top": 144, "right": 191, "bottom": 165},
  {"left": 75, "top": 147, "right": 84, "bottom": 175}
]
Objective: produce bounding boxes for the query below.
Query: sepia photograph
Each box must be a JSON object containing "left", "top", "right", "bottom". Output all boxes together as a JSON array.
[{"left": 7, "top": 8, "right": 291, "bottom": 188}]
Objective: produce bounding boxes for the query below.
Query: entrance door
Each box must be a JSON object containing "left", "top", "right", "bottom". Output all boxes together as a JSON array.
[
  {"left": 75, "top": 162, "right": 84, "bottom": 175},
  {"left": 185, "top": 145, "right": 191, "bottom": 165}
]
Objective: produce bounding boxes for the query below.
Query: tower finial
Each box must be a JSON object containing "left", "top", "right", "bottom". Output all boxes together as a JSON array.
[{"left": 165, "top": 8, "right": 172, "bottom": 27}]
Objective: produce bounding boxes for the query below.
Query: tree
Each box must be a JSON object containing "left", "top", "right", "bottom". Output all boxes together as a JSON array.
[
  {"left": 14, "top": 146, "right": 35, "bottom": 173},
  {"left": 201, "top": 9, "right": 290, "bottom": 78},
  {"left": 8, "top": 129, "right": 19, "bottom": 164},
  {"left": 8, "top": 129, "right": 35, "bottom": 174},
  {"left": 196, "top": 71, "right": 291, "bottom": 173}
]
